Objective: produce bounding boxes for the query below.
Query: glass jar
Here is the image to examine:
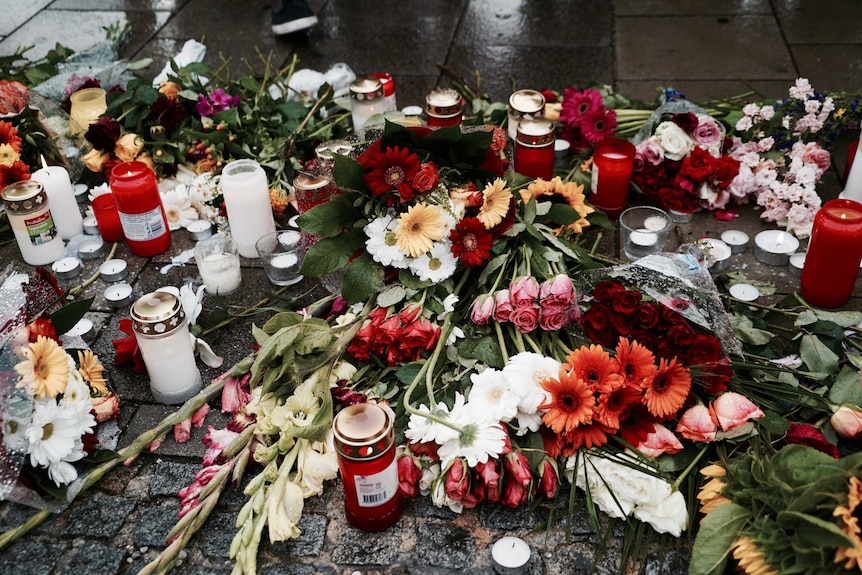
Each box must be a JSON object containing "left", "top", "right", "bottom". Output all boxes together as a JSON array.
[
  {"left": 109, "top": 161, "right": 172, "bottom": 257},
  {"left": 333, "top": 403, "right": 403, "bottom": 531},
  {"left": 131, "top": 291, "right": 202, "bottom": 404},
  {"left": 69, "top": 87, "right": 107, "bottom": 137},
  {"left": 2, "top": 180, "right": 65, "bottom": 265},
  {"left": 515, "top": 118, "right": 555, "bottom": 181},
  {"left": 507, "top": 89, "right": 546, "bottom": 141},
  {"left": 219, "top": 159, "right": 277, "bottom": 258},
  {"left": 425, "top": 88, "right": 463, "bottom": 128},
  {"left": 369, "top": 72, "right": 397, "bottom": 113},
  {"left": 349, "top": 77, "right": 385, "bottom": 138}
]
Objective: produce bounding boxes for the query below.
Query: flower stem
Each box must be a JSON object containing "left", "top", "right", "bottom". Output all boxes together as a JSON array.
[
  {"left": 671, "top": 445, "right": 710, "bottom": 491},
  {"left": 494, "top": 320, "right": 509, "bottom": 364},
  {"left": 199, "top": 285, "right": 293, "bottom": 338}
]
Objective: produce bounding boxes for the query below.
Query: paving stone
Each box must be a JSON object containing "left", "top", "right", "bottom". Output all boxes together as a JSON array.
[
  {"left": 150, "top": 460, "right": 201, "bottom": 496},
  {"left": 331, "top": 525, "right": 402, "bottom": 565},
  {"left": 0, "top": 502, "right": 49, "bottom": 534},
  {"left": 643, "top": 548, "right": 692, "bottom": 575},
  {"left": 64, "top": 492, "right": 135, "bottom": 537},
  {"left": 773, "top": 1, "right": 862, "bottom": 44},
  {"left": 414, "top": 522, "right": 476, "bottom": 570},
  {"left": 616, "top": 0, "right": 772, "bottom": 16},
  {"left": 260, "top": 563, "right": 317, "bottom": 575},
  {"left": 133, "top": 499, "right": 181, "bottom": 547},
  {"left": 0, "top": 539, "right": 67, "bottom": 575},
  {"left": 62, "top": 541, "right": 127, "bottom": 575},
  {"left": 0, "top": 0, "right": 52, "bottom": 36},
  {"left": 544, "top": 541, "right": 619, "bottom": 575},
  {"left": 200, "top": 511, "right": 237, "bottom": 559},
  {"left": 267, "top": 513, "right": 327, "bottom": 557},
  {"left": 791, "top": 45, "right": 862, "bottom": 93},
  {"left": 405, "top": 495, "right": 465, "bottom": 521},
  {"left": 477, "top": 502, "right": 539, "bottom": 530}
]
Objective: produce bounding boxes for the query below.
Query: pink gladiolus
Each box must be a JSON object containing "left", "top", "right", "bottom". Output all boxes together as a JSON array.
[
  {"left": 397, "top": 454, "right": 423, "bottom": 498},
  {"left": 173, "top": 419, "right": 192, "bottom": 443},
  {"left": 637, "top": 423, "right": 684, "bottom": 457},
  {"left": 191, "top": 403, "right": 210, "bottom": 428},
  {"left": 476, "top": 460, "right": 501, "bottom": 503},
  {"left": 221, "top": 373, "right": 251, "bottom": 414},
  {"left": 676, "top": 405, "right": 717, "bottom": 442},
  {"left": 91, "top": 393, "right": 120, "bottom": 422},
  {"left": 509, "top": 276, "right": 540, "bottom": 308},
  {"left": 470, "top": 293, "right": 495, "bottom": 325},
  {"left": 538, "top": 458, "right": 558, "bottom": 499},
  {"left": 202, "top": 425, "right": 240, "bottom": 466},
  {"left": 711, "top": 392, "right": 765, "bottom": 432},
  {"left": 831, "top": 406, "right": 862, "bottom": 439},
  {"left": 504, "top": 451, "right": 532, "bottom": 487},
  {"left": 493, "top": 289, "right": 514, "bottom": 322}
]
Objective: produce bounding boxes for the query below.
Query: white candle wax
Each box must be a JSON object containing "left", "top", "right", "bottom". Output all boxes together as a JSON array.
[
  {"left": 83, "top": 215, "right": 100, "bottom": 235},
  {"left": 841, "top": 131, "right": 862, "bottom": 203},
  {"left": 702, "top": 238, "right": 732, "bottom": 261},
  {"left": 729, "top": 283, "right": 760, "bottom": 301},
  {"left": 65, "top": 317, "right": 94, "bottom": 338},
  {"left": 199, "top": 252, "right": 242, "bottom": 294},
  {"left": 31, "top": 164, "right": 84, "bottom": 239},
  {"left": 99, "top": 258, "right": 128, "bottom": 282},
  {"left": 269, "top": 253, "right": 299, "bottom": 268},
  {"left": 491, "top": 537, "right": 531, "bottom": 574},
  {"left": 278, "top": 230, "right": 302, "bottom": 248},
  {"left": 77, "top": 238, "right": 105, "bottom": 259},
  {"left": 720, "top": 229, "right": 750, "bottom": 253},
  {"left": 220, "top": 160, "right": 276, "bottom": 258},
  {"left": 629, "top": 229, "right": 657, "bottom": 247},
  {"left": 104, "top": 283, "right": 134, "bottom": 307},
  {"left": 51, "top": 256, "right": 82, "bottom": 279},
  {"left": 642, "top": 215, "right": 668, "bottom": 231},
  {"left": 789, "top": 252, "right": 806, "bottom": 271}
]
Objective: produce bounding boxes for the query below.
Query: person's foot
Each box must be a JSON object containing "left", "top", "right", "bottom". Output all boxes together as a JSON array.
[{"left": 271, "top": 0, "right": 318, "bottom": 35}]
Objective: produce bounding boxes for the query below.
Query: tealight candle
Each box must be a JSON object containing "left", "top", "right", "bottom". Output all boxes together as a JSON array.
[
  {"left": 643, "top": 215, "right": 668, "bottom": 231},
  {"left": 700, "top": 238, "right": 732, "bottom": 273},
  {"left": 51, "top": 256, "right": 82, "bottom": 280},
  {"left": 753, "top": 229, "right": 800, "bottom": 266},
  {"left": 788, "top": 252, "right": 806, "bottom": 276},
  {"left": 104, "top": 283, "right": 134, "bottom": 308},
  {"left": 270, "top": 253, "right": 298, "bottom": 269},
  {"left": 669, "top": 209, "right": 695, "bottom": 223},
  {"left": 77, "top": 238, "right": 106, "bottom": 260},
  {"left": 65, "top": 317, "right": 94, "bottom": 340},
  {"left": 491, "top": 537, "right": 531, "bottom": 575},
  {"left": 186, "top": 219, "right": 213, "bottom": 241},
  {"left": 629, "top": 229, "right": 657, "bottom": 247},
  {"left": 83, "top": 215, "right": 100, "bottom": 235},
  {"left": 99, "top": 258, "right": 128, "bottom": 282},
  {"left": 729, "top": 283, "right": 760, "bottom": 302},
  {"left": 74, "top": 183, "right": 89, "bottom": 205},
  {"left": 278, "top": 230, "right": 302, "bottom": 248},
  {"left": 721, "top": 230, "right": 750, "bottom": 254}
]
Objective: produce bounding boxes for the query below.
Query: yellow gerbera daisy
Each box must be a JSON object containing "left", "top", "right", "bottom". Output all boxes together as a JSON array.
[
  {"left": 477, "top": 178, "right": 512, "bottom": 229},
  {"left": 395, "top": 203, "right": 444, "bottom": 257},
  {"left": 0, "top": 143, "right": 19, "bottom": 167},
  {"left": 834, "top": 476, "right": 862, "bottom": 570},
  {"left": 78, "top": 349, "right": 108, "bottom": 394},
  {"left": 731, "top": 536, "right": 779, "bottom": 575},
  {"left": 15, "top": 335, "right": 70, "bottom": 399}
]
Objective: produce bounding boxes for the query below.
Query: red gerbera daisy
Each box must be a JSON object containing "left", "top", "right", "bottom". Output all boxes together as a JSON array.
[
  {"left": 595, "top": 384, "right": 643, "bottom": 430},
  {"left": 0, "top": 121, "right": 23, "bottom": 153},
  {"left": 617, "top": 404, "right": 657, "bottom": 446},
  {"left": 580, "top": 108, "right": 617, "bottom": 143},
  {"left": 363, "top": 145, "right": 421, "bottom": 201},
  {"left": 560, "top": 420, "right": 612, "bottom": 455},
  {"left": 449, "top": 217, "right": 493, "bottom": 267},
  {"left": 0, "top": 160, "right": 30, "bottom": 189},
  {"left": 560, "top": 87, "right": 603, "bottom": 127}
]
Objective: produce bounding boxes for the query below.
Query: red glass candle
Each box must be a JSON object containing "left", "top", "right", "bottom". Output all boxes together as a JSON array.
[
  {"left": 425, "top": 88, "right": 463, "bottom": 128},
  {"left": 109, "top": 161, "right": 171, "bottom": 257},
  {"left": 800, "top": 199, "right": 862, "bottom": 308},
  {"left": 91, "top": 193, "right": 125, "bottom": 242},
  {"left": 591, "top": 138, "right": 636, "bottom": 219},
  {"left": 515, "top": 118, "right": 555, "bottom": 180},
  {"left": 333, "top": 403, "right": 402, "bottom": 531}
]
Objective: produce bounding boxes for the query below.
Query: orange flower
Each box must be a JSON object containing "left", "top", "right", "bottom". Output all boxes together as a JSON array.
[
  {"left": 835, "top": 476, "right": 862, "bottom": 570},
  {"left": 595, "top": 384, "right": 642, "bottom": 430},
  {"left": 561, "top": 421, "right": 612, "bottom": 455},
  {"left": 563, "top": 344, "right": 623, "bottom": 393},
  {"left": 615, "top": 337, "right": 657, "bottom": 386},
  {"left": 540, "top": 369, "right": 595, "bottom": 434},
  {"left": 642, "top": 357, "right": 691, "bottom": 419}
]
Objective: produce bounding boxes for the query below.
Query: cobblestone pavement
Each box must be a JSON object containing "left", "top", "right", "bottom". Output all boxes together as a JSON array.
[{"left": 0, "top": 1, "right": 861, "bottom": 574}]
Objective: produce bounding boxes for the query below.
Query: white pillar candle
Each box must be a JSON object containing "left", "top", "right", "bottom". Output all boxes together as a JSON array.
[
  {"left": 99, "top": 258, "right": 128, "bottom": 282},
  {"left": 219, "top": 159, "right": 276, "bottom": 258},
  {"left": 720, "top": 229, "right": 750, "bottom": 253},
  {"left": 841, "top": 131, "right": 862, "bottom": 203},
  {"left": 30, "top": 161, "right": 84, "bottom": 239},
  {"left": 491, "top": 537, "right": 531, "bottom": 575}
]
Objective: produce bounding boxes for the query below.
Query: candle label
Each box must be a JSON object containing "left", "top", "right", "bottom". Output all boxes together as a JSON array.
[
  {"left": 354, "top": 458, "right": 398, "bottom": 507},
  {"left": 24, "top": 211, "right": 59, "bottom": 246},
  {"left": 118, "top": 207, "right": 167, "bottom": 241}
]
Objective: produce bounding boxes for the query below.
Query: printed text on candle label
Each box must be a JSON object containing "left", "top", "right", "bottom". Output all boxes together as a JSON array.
[
  {"left": 355, "top": 460, "right": 398, "bottom": 507},
  {"left": 118, "top": 207, "right": 166, "bottom": 241}
]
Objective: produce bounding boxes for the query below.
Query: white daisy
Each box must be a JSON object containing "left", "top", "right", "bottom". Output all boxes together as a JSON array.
[
  {"left": 2, "top": 410, "right": 30, "bottom": 452},
  {"left": 503, "top": 352, "right": 561, "bottom": 434},
  {"left": 467, "top": 367, "right": 519, "bottom": 423},
  {"left": 26, "top": 400, "right": 87, "bottom": 467},
  {"left": 436, "top": 415, "right": 508, "bottom": 468},
  {"left": 48, "top": 460, "right": 79, "bottom": 485},
  {"left": 405, "top": 397, "right": 462, "bottom": 445},
  {"left": 161, "top": 189, "right": 199, "bottom": 231},
  {"left": 364, "top": 215, "right": 409, "bottom": 268},
  {"left": 409, "top": 241, "right": 457, "bottom": 282}
]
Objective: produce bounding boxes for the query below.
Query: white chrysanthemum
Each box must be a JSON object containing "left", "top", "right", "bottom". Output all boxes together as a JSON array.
[
  {"left": 364, "top": 215, "right": 409, "bottom": 268},
  {"left": 467, "top": 368, "right": 519, "bottom": 423},
  {"left": 26, "top": 400, "right": 88, "bottom": 467},
  {"left": 3, "top": 412, "right": 30, "bottom": 452},
  {"left": 48, "top": 460, "right": 79, "bottom": 485},
  {"left": 436, "top": 416, "right": 508, "bottom": 468},
  {"left": 503, "top": 352, "right": 561, "bottom": 434},
  {"left": 405, "top": 398, "right": 462, "bottom": 445},
  {"left": 408, "top": 241, "right": 457, "bottom": 282},
  {"left": 161, "top": 189, "right": 199, "bottom": 231}
]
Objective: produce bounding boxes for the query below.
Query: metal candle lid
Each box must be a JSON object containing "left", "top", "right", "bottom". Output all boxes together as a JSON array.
[
  {"left": 509, "top": 89, "right": 546, "bottom": 115},
  {"left": 516, "top": 118, "right": 555, "bottom": 147},
  {"left": 131, "top": 291, "right": 187, "bottom": 338},
  {"left": 315, "top": 139, "right": 353, "bottom": 163},
  {"left": 2, "top": 180, "right": 47, "bottom": 214},
  {"left": 425, "top": 88, "right": 462, "bottom": 117},
  {"left": 333, "top": 403, "right": 395, "bottom": 461},
  {"left": 294, "top": 172, "right": 330, "bottom": 192},
  {"left": 349, "top": 77, "right": 384, "bottom": 101}
]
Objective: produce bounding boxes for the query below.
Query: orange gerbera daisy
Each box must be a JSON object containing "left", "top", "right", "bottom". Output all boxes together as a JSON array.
[
  {"left": 520, "top": 176, "right": 595, "bottom": 233},
  {"left": 560, "top": 421, "right": 612, "bottom": 455},
  {"left": 564, "top": 344, "right": 623, "bottom": 393},
  {"left": 835, "top": 476, "right": 862, "bottom": 570},
  {"left": 594, "top": 384, "right": 642, "bottom": 430},
  {"left": 615, "top": 337, "right": 657, "bottom": 386},
  {"left": 540, "top": 369, "right": 596, "bottom": 434},
  {"left": 642, "top": 357, "right": 691, "bottom": 419}
]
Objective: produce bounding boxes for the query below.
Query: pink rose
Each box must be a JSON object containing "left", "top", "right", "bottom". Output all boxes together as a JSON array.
[
  {"left": 539, "top": 274, "right": 575, "bottom": 312},
  {"left": 539, "top": 308, "right": 571, "bottom": 331},
  {"left": 397, "top": 454, "right": 423, "bottom": 498},
  {"left": 470, "top": 293, "right": 495, "bottom": 325},
  {"left": 637, "top": 423, "right": 684, "bottom": 457},
  {"left": 831, "top": 406, "right": 862, "bottom": 439},
  {"left": 636, "top": 139, "right": 664, "bottom": 166},
  {"left": 501, "top": 475, "right": 529, "bottom": 508},
  {"left": 510, "top": 305, "right": 540, "bottom": 333},
  {"left": 710, "top": 392, "right": 765, "bottom": 432},
  {"left": 493, "top": 289, "right": 514, "bottom": 322},
  {"left": 444, "top": 458, "right": 470, "bottom": 502},
  {"left": 504, "top": 451, "right": 532, "bottom": 487},
  {"left": 676, "top": 405, "right": 717, "bottom": 442},
  {"left": 693, "top": 115, "right": 723, "bottom": 147},
  {"left": 509, "top": 276, "right": 540, "bottom": 308},
  {"left": 800, "top": 141, "right": 831, "bottom": 173},
  {"left": 92, "top": 393, "right": 120, "bottom": 422}
]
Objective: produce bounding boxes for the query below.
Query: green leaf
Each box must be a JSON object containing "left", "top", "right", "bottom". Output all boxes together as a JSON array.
[
  {"left": 377, "top": 284, "right": 406, "bottom": 308},
  {"left": 299, "top": 231, "right": 364, "bottom": 277},
  {"left": 799, "top": 333, "right": 840, "bottom": 375},
  {"left": 733, "top": 325, "right": 776, "bottom": 346},
  {"left": 48, "top": 297, "right": 93, "bottom": 335},
  {"left": 261, "top": 312, "right": 303, "bottom": 335},
  {"left": 396, "top": 362, "right": 424, "bottom": 386},
  {"left": 828, "top": 366, "right": 862, "bottom": 406},
  {"left": 476, "top": 253, "right": 508, "bottom": 287},
  {"left": 293, "top": 322, "right": 333, "bottom": 355},
  {"left": 689, "top": 503, "right": 750, "bottom": 575},
  {"left": 341, "top": 252, "right": 383, "bottom": 305},
  {"left": 333, "top": 154, "right": 368, "bottom": 192},
  {"left": 295, "top": 196, "right": 359, "bottom": 237},
  {"left": 776, "top": 510, "right": 855, "bottom": 548},
  {"left": 795, "top": 309, "right": 818, "bottom": 327},
  {"left": 812, "top": 310, "right": 862, "bottom": 328},
  {"left": 457, "top": 335, "right": 504, "bottom": 368}
]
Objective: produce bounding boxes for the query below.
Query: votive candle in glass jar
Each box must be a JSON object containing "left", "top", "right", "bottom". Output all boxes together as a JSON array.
[
  {"left": 591, "top": 138, "right": 636, "bottom": 219},
  {"left": 425, "top": 88, "right": 463, "bottom": 128},
  {"left": 369, "top": 72, "right": 397, "bottom": 112},
  {"left": 515, "top": 118, "right": 555, "bottom": 181},
  {"left": 131, "top": 291, "right": 202, "bottom": 404},
  {"left": 508, "top": 89, "right": 546, "bottom": 141},
  {"left": 219, "top": 159, "right": 277, "bottom": 258},
  {"left": 69, "top": 87, "right": 107, "bottom": 136},
  {"left": 109, "top": 161, "right": 171, "bottom": 256},
  {"left": 800, "top": 199, "right": 862, "bottom": 308},
  {"left": 349, "top": 77, "right": 385, "bottom": 138},
  {"left": 333, "top": 403, "right": 403, "bottom": 531},
  {"left": 2, "top": 180, "right": 65, "bottom": 265}
]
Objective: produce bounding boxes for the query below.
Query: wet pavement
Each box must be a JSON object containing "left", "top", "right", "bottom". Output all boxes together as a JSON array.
[{"left": 0, "top": 1, "right": 862, "bottom": 574}]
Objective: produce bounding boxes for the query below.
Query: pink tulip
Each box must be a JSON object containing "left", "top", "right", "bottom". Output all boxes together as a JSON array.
[
  {"left": 831, "top": 406, "right": 862, "bottom": 439},
  {"left": 476, "top": 459, "right": 501, "bottom": 503},
  {"left": 470, "top": 293, "right": 495, "bottom": 325},
  {"left": 504, "top": 451, "right": 532, "bottom": 487},
  {"left": 637, "top": 423, "right": 684, "bottom": 457},
  {"left": 676, "top": 405, "right": 717, "bottom": 442},
  {"left": 501, "top": 474, "right": 529, "bottom": 508},
  {"left": 444, "top": 458, "right": 469, "bottom": 502},
  {"left": 711, "top": 392, "right": 765, "bottom": 432},
  {"left": 538, "top": 458, "right": 558, "bottom": 499}
]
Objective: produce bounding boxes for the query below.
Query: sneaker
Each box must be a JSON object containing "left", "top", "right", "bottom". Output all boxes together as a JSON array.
[{"left": 271, "top": 0, "right": 318, "bottom": 35}]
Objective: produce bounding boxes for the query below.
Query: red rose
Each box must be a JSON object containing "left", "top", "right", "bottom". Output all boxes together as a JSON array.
[
  {"left": 784, "top": 423, "right": 839, "bottom": 458},
  {"left": 476, "top": 459, "right": 501, "bottom": 503},
  {"left": 678, "top": 146, "right": 716, "bottom": 183},
  {"left": 585, "top": 303, "right": 611, "bottom": 331},
  {"left": 27, "top": 317, "right": 59, "bottom": 343},
  {"left": 593, "top": 280, "right": 625, "bottom": 304},
  {"left": 397, "top": 454, "right": 423, "bottom": 498},
  {"left": 444, "top": 458, "right": 470, "bottom": 502},
  {"left": 611, "top": 289, "right": 642, "bottom": 314},
  {"left": 611, "top": 311, "right": 637, "bottom": 336},
  {"left": 412, "top": 161, "right": 439, "bottom": 194},
  {"left": 400, "top": 318, "right": 440, "bottom": 352},
  {"left": 688, "top": 334, "right": 722, "bottom": 365},
  {"left": 501, "top": 475, "right": 529, "bottom": 508},
  {"left": 634, "top": 302, "right": 660, "bottom": 330},
  {"left": 668, "top": 321, "right": 695, "bottom": 347},
  {"left": 85, "top": 116, "right": 122, "bottom": 152},
  {"left": 112, "top": 319, "right": 146, "bottom": 373},
  {"left": 671, "top": 112, "right": 698, "bottom": 133}
]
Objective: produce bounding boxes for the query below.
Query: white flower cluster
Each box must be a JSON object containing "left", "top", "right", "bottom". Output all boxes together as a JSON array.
[
  {"left": 566, "top": 450, "right": 688, "bottom": 537},
  {"left": 157, "top": 166, "right": 223, "bottom": 230}
]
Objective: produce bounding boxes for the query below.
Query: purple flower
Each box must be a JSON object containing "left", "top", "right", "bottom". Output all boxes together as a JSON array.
[
  {"left": 209, "top": 88, "right": 239, "bottom": 111},
  {"left": 196, "top": 93, "right": 215, "bottom": 117}
]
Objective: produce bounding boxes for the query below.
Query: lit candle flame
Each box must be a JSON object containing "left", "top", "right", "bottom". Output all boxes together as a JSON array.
[
  {"left": 776, "top": 232, "right": 784, "bottom": 246},
  {"left": 40, "top": 155, "right": 48, "bottom": 170},
  {"left": 842, "top": 213, "right": 847, "bottom": 219}
]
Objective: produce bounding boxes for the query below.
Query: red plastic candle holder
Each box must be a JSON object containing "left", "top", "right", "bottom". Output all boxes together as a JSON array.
[
  {"left": 515, "top": 118, "right": 555, "bottom": 181},
  {"left": 109, "top": 161, "right": 171, "bottom": 257},
  {"left": 591, "top": 138, "right": 636, "bottom": 219},
  {"left": 800, "top": 199, "right": 862, "bottom": 308},
  {"left": 91, "top": 193, "right": 125, "bottom": 242}
]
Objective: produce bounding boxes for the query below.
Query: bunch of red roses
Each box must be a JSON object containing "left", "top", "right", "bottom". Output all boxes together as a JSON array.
[
  {"left": 346, "top": 304, "right": 441, "bottom": 367},
  {"left": 470, "top": 274, "right": 581, "bottom": 333}
]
